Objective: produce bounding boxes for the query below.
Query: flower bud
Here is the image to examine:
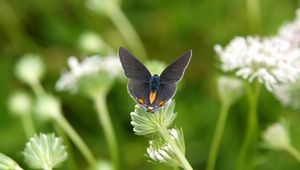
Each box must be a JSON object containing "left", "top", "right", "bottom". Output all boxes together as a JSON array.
[
  {"left": 0, "top": 153, "right": 23, "bottom": 170},
  {"left": 35, "top": 94, "right": 61, "bottom": 121},
  {"left": 130, "top": 101, "right": 177, "bottom": 136},
  {"left": 262, "top": 122, "right": 290, "bottom": 150},
  {"left": 86, "top": 0, "right": 119, "bottom": 14},
  {"left": 8, "top": 91, "right": 32, "bottom": 116},
  {"left": 79, "top": 32, "right": 110, "bottom": 54},
  {"left": 15, "top": 54, "right": 45, "bottom": 86},
  {"left": 145, "top": 60, "right": 166, "bottom": 75},
  {"left": 217, "top": 76, "right": 244, "bottom": 105},
  {"left": 23, "top": 133, "right": 68, "bottom": 169}
]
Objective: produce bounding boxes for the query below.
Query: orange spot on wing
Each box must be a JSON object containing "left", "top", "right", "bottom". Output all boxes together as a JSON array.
[
  {"left": 158, "top": 100, "right": 165, "bottom": 107},
  {"left": 138, "top": 98, "right": 145, "bottom": 104},
  {"left": 149, "top": 91, "right": 157, "bottom": 104}
]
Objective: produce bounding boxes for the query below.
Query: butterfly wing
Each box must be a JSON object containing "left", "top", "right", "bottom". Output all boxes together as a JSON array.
[
  {"left": 118, "top": 47, "right": 151, "bottom": 82},
  {"left": 160, "top": 50, "right": 192, "bottom": 84},
  {"left": 156, "top": 83, "right": 176, "bottom": 104},
  {"left": 128, "top": 79, "right": 150, "bottom": 105}
]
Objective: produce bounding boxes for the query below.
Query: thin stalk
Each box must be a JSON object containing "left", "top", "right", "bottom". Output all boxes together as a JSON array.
[
  {"left": 158, "top": 127, "right": 193, "bottom": 170},
  {"left": 30, "top": 81, "right": 45, "bottom": 96},
  {"left": 55, "top": 114, "right": 97, "bottom": 167},
  {"left": 53, "top": 123, "right": 78, "bottom": 170},
  {"left": 106, "top": 6, "right": 148, "bottom": 60},
  {"left": 21, "top": 113, "right": 35, "bottom": 138},
  {"left": 246, "top": 0, "right": 262, "bottom": 33},
  {"left": 285, "top": 145, "right": 300, "bottom": 163},
  {"left": 93, "top": 94, "right": 119, "bottom": 170},
  {"left": 237, "top": 82, "right": 260, "bottom": 170},
  {"left": 206, "top": 102, "right": 230, "bottom": 170}
]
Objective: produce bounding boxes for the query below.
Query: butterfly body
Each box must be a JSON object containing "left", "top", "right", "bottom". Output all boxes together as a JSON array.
[{"left": 118, "top": 47, "right": 192, "bottom": 112}]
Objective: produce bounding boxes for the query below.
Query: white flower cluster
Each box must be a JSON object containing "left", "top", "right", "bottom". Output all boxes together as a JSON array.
[
  {"left": 278, "top": 9, "right": 300, "bottom": 48},
  {"left": 56, "top": 56, "right": 122, "bottom": 93},
  {"left": 273, "top": 80, "right": 300, "bottom": 110},
  {"left": 146, "top": 128, "right": 183, "bottom": 166},
  {"left": 215, "top": 36, "right": 300, "bottom": 91},
  {"left": 147, "top": 141, "right": 175, "bottom": 164}
]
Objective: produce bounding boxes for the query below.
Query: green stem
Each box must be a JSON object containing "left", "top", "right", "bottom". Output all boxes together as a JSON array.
[
  {"left": 93, "top": 94, "right": 119, "bottom": 170},
  {"left": 55, "top": 114, "right": 97, "bottom": 167},
  {"left": 53, "top": 123, "right": 78, "bottom": 170},
  {"left": 106, "top": 5, "right": 148, "bottom": 60},
  {"left": 237, "top": 83, "right": 260, "bottom": 170},
  {"left": 285, "top": 145, "right": 300, "bottom": 163},
  {"left": 21, "top": 113, "right": 35, "bottom": 138},
  {"left": 31, "top": 82, "right": 45, "bottom": 96},
  {"left": 246, "top": 0, "right": 262, "bottom": 33},
  {"left": 158, "top": 127, "right": 193, "bottom": 170},
  {"left": 206, "top": 102, "right": 230, "bottom": 170}
]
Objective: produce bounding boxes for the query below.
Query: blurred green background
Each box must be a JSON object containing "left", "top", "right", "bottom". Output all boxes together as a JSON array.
[{"left": 1, "top": 0, "right": 300, "bottom": 169}]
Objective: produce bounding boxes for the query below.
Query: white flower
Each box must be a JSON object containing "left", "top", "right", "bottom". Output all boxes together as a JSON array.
[
  {"left": 272, "top": 79, "right": 300, "bottom": 109},
  {"left": 8, "top": 91, "right": 32, "bottom": 116},
  {"left": 15, "top": 54, "right": 45, "bottom": 86},
  {"left": 35, "top": 94, "right": 61, "bottom": 121},
  {"left": 23, "top": 133, "right": 68, "bottom": 170},
  {"left": 0, "top": 153, "right": 23, "bottom": 170},
  {"left": 215, "top": 36, "right": 300, "bottom": 91},
  {"left": 262, "top": 122, "right": 290, "bottom": 150},
  {"left": 217, "top": 76, "right": 244, "bottom": 104},
  {"left": 78, "top": 32, "right": 111, "bottom": 54},
  {"left": 278, "top": 9, "right": 300, "bottom": 48},
  {"left": 146, "top": 139, "right": 179, "bottom": 166},
  {"left": 55, "top": 56, "right": 122, "bottom": 94}
]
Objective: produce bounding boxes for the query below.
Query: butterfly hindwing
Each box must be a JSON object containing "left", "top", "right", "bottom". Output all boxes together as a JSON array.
[
  {"left": 118, "top": 47, "right": 151, "bottom": 82},
  {"left": 157, "top": 83, "right": 176, "bottom": 104},
  {"left": 128, "top": 79, "right": 150, "bottom": 106},
  {"left": 160, "top": 50, "right": 192, "bottom": 83}
]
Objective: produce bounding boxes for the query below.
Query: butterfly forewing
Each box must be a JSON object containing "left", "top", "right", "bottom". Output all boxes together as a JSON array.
[
  {"left": 159, "top": 50, "right": 192, "bottom": 83},
  {"left": 118, "top": 47, "right": 151, "bottom": 82}
]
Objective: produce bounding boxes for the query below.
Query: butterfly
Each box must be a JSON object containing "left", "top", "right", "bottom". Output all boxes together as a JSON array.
[{"left": 118, "top": 47, "right": 192, "bottom": 112}]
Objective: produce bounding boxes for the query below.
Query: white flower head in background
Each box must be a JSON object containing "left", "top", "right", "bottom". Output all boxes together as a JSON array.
[
  {"left": 217, "top": 76, "right": 244, "bottom": 105},
  {"left": 8, "top": 91, "right": 32, "bottom": 116},
  {"left": 23, "top": 133, "right": 68, "bottom": 170},
  {"left": 15, "top": 54, "right": 45, "bottom": 86},
  {"left": 262, "top": 122, "right": 290, "bottom": 150},
  {"left": 145, "top": 60, "right": 166, "bottom": 75},
  {"left": 272, "top": 79, "right": 300, "bottom": 110},
  {"left": 35, "top": 94, "right": 61, "bottom": 121},
  {"left": 215, "top": 36, "right": 300, "bottom": 91},
  {"left": 56, "top": 55, "right": 122, "bottom": 96},
  {"left": 278, "top": 9, "right": 300, "bottom": 48},
  {"left": 95, "top": 160, "right": 113, "bottom": 170},
  {"left": 86, "top": 0, "right": 120, "bottom": 14},
  {"left": 0, "top": 153, "right": 23, "bottom": 170},
  {"left": 79, "top": 31, "right": 112, "bottom": 54}
]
